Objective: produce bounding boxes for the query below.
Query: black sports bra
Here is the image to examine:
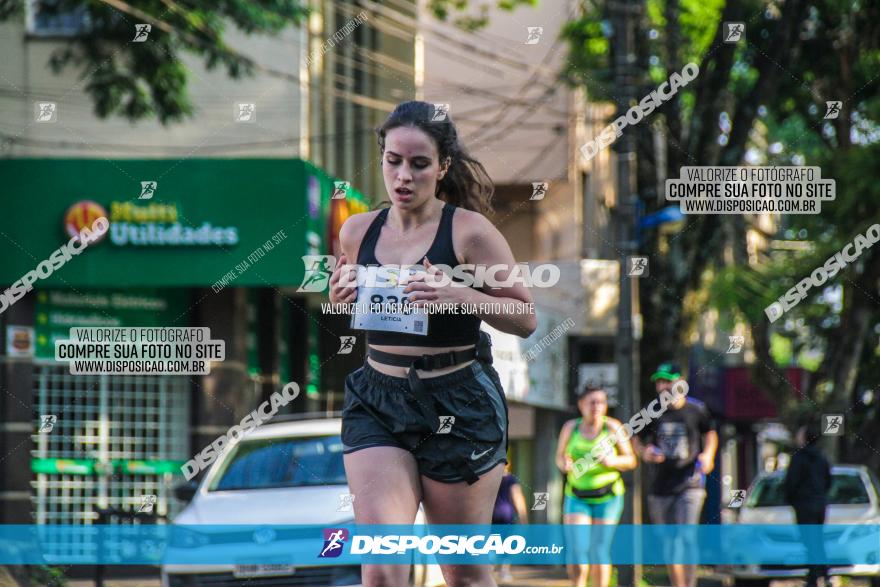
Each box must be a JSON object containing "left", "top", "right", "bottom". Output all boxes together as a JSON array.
[{"left": 355, "top": 202, "right": 482, "bottom": 347}]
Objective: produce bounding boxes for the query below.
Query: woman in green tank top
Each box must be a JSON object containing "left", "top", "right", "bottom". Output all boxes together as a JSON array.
[{"left": 555, "top": 384, "right": 637, "bottom": 587}]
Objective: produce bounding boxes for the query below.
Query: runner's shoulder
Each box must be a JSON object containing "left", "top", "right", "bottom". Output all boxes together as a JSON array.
[
  {"left": 452, "top": 206, "right": 494, "bottom": 233},
  {"left": 339, "top": 209, "right": 382, "bottom": 253},
  {"left": 562, "top": 418, "right": 579, "bottom": 435},
  {"left": 604, "top": 416, "right": 625, "bottom": 431},
  {"left": 684, "top": 396, "right": 706, "bottom": 410},
  {"left": 684, "top": 396, "right": 711, "bottom": 416},
  {"left": 449, "top": 206, "right": 500, "bottom": 259}
]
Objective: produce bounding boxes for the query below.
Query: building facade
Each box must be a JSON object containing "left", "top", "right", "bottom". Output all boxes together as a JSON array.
[
  {"left": 420, "top": 0, "right": 620, "bottom": 522},
  {"left": 0, "top": 0, "right": 390, "bottom": 531}
]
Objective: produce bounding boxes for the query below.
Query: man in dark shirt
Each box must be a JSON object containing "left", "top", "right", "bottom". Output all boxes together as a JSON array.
[
  {"left": 783, "top": 419, "right": 832, "bottom": 587},
  {"left": 633, "top": 362, "right": 718, "bottom": 587}
]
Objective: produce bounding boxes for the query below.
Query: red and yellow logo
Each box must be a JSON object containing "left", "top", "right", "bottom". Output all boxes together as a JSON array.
[{"left": 64, "top": 201, "right": 109, "bottom": 242}]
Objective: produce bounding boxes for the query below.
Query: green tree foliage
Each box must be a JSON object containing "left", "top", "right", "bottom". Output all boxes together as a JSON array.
[
  {"left": 1, "top": 0, "right": 308, "bottom": 123},
  {"left": 427, "top": 0, "right": 538, "bottom": 31},
  {"left": 563, "top": 0, "right": 880, "bottom": 452}
]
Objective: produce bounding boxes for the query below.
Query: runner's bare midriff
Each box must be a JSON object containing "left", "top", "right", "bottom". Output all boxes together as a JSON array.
[{"left": 367, "top": 343, "right": 476, "bottom": 378}]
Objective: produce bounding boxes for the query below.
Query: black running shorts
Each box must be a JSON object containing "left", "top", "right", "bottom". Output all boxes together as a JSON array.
[{"left": 342, "top": 359, "right": 509, "bottom": 483}]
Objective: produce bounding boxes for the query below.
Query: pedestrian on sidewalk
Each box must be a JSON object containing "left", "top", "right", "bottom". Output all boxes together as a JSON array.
[
  {"left": 783, "top": 418, "right": 831, "bottom": 587},
  {"left": 556, "top": 384, "right": 637, "bottom": 587},
  {"left": 492, "top": 461, "right": 529, "bottom": 582},
  {"left": 633, "top": 362, "right": 718, "bottom": 587}
]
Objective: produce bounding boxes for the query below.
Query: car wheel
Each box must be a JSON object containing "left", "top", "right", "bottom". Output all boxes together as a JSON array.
[
  {"left": 869, "top": 575, "right": 880, "bottom": 587},
  {"left": 734, "top": 579, "right": 771, "bottom": 587}
]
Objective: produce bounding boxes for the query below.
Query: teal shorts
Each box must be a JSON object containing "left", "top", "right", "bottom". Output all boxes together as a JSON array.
[{"left": 563, "top": 493, "right": 624, "bottom": 522}]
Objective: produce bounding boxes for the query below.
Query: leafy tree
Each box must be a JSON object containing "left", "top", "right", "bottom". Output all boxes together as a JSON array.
[
  {"left": 707, "top": 0, "right": 880, "bottom": 458},
  {"left": 1, "top": 0, "right": 536, "bottom": 121},
  {"left": 427, "top": 0, "right": 538, "bottom": 31},
  {"left": 563, "top": 0, "right": 880, "bottom": 458},
  {"left": 0, "top": 0, "right": 308, "bottom": 123}
]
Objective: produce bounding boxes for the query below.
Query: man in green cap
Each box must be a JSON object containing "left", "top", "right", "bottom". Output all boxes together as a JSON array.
[{"left": 633, "top": 362, "right": 718, "bottom": 587}]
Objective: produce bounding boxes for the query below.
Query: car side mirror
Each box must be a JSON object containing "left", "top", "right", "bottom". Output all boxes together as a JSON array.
[{"left": 173, "top": 480, "right": 199, "bottom": 503}]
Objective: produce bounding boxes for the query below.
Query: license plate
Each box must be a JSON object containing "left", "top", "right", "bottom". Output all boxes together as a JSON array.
[{"left": 233, "top": 564, "right": 295, "bottom": 578}]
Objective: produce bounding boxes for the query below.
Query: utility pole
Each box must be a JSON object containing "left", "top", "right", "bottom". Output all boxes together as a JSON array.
[{"left": 611, "top": 0, "right": 642, "bottom": 585}]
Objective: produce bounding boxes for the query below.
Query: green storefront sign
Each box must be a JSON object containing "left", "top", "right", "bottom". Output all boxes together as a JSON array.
[
  {"left": 34, "top": 288, "right": 188, "bottom": 359},
  {"left": 32, "top": 458, "right": 186, "bottom": 476},
  {"left": 0, "top": 158, "right": 369, "bottom": 287}
]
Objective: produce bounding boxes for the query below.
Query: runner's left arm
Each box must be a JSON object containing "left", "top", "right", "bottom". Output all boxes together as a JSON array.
[
  {"left": 452, "top": 212, "right": 537, "bottom": 338},
  {"left": 698, "top": 430, "right": 718, "bottom": 474},
  {"left": 696, "top": 402, "right": 718, "bottom": 474},
  {"left": 600, "top": 418, "right": 638, "bottom": 471},
  {"left": 403, "top": 212, "right": 537, "bottom": 337},
  {"left": 510, "top": 481, "right": 529, "bottom": 524}
]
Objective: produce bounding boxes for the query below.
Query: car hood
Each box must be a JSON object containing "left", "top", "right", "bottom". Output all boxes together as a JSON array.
[{"left": 173, "top": 485, "right": 353, "bottom": 525}]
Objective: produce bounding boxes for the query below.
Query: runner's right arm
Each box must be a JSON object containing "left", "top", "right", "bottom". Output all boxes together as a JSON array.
[
  {"left": 329, "top": 214, "right": 370, "bottom": 304},
  {"left": 632, "top": 436, "right": 665, "bottom": 463},
  {"left": 555, "top": 419, "right": 576, "bottom": 474}
]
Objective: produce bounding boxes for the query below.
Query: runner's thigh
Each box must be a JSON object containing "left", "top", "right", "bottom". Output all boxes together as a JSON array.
[{"left": 343, "top": 446, "right": 421, "bottom": 524}]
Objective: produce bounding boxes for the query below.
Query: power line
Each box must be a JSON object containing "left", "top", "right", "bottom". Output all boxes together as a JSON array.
[
  {"left": 93, "top": 0, "right": 397, "bottom": 113},
  {"left": 509, "top": 127, "right": 568, "bottom": 183},
  {"left": 463, "top": 41, "right": 567, "bottom": 146},
  {"left": 0, "top": 126, "right": 377, "bottom": 153},
  {"left": 344, "top": 0, "right": 563, "bottom": 83},
  {"left": 421, "top": 78, "right": 570, "bottom": 119}
]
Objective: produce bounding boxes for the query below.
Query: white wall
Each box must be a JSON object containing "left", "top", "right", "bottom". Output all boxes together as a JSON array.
[
  {"left": 419, "top": 0, "right": 616, "bottom": 265},
  {"left": 421, "top": 0, "right": 581, "bottom": 185}
]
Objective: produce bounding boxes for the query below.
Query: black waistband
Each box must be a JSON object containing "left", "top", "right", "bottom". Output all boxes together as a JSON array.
[
  {"left": 367, "top": 345, "right": 476, "bottom": 370},
  {"left": 366, "top": 332, "right": 491, "bottom": 371}
]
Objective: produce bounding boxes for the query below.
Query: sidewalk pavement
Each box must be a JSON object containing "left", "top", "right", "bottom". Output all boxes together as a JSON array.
[
  {"left": 55, "top": 569, "right": 867, "bottom": 587},
  {"left": 497, "top": 567, "right": 863, "bottom": 587},
  {"left": 67, "top": 581, "right": 159, "bottom": 587},
  {"left": 496, "top": 566, "right": 756, "bottom": 587}
]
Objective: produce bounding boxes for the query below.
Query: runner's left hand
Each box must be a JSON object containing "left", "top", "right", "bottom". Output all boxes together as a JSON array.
[
  {"left": 402, "top": 257, "right": 475, "bottom": 308},
  {"left": 697, "top": 451, "right": 714, "bottom": 474},
  {"left": 597, "top": 451, "right": 615, "bottom": 467}
]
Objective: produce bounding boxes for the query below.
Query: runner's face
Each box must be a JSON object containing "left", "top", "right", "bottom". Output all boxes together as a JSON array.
[
  {"left": 578, "top": 391, "right": 607, "bottom": 421},
  {"left": 655, "top": 378, "right": 673, "bottom": 393},
  {"left": 382, "top": 126, "right": 448, "bottom": 208}
]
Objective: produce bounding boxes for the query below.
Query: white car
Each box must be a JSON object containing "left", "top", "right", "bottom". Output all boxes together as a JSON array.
[
  {"left": 161, "top": 416, "right": 444, "bottom": 587},
  {"left": 725, "top": 464, "right": 880, "bottom": 587}
]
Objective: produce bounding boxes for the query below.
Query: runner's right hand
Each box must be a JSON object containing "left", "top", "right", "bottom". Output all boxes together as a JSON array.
[
  {"left": 643, "top": 445, "right": 666, "bottom": 463},
  {"left": 329, "top": 253, "right": 357, "bottom": 304}
]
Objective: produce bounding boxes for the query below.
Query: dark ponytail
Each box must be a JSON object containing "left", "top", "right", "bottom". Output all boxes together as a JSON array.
[{"left": 376, "top": 101, "right": 494, "bottom": 214}]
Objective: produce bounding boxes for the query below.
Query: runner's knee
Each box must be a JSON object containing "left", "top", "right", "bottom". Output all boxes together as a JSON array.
[
  {"left": 361, "top": 565, "right": 410, "bottom": 587},
  {"left": 441, "top": 564, "right": 492, "bottom": 587}
]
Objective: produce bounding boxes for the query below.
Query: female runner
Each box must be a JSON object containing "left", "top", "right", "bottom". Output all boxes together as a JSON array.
[
  {"left": 556, "top": 384, "right": 637, "bottom": 587},
  {"left": 329, "top": 100, "right": 536, "bottom": 587}
]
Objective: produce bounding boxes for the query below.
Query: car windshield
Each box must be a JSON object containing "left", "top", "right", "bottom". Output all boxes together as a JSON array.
[
  {"left": 746, "top": 471, "right": 870, "bottom": 507},
  {"left": 209, "top": 434, "right": 346, "bottom": 491}
]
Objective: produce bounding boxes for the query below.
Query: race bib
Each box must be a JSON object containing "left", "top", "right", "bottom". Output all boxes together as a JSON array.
[{"left": 350, "top": 266, "right": 429, "bottom": 336}]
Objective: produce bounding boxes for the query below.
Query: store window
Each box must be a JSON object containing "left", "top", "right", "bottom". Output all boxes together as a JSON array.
[
  {"left": 32, "top": 362, "right": 189, "bottom": 542},
  {"left": 26, "top": 0, "right": 91, "bottom": 36}
]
